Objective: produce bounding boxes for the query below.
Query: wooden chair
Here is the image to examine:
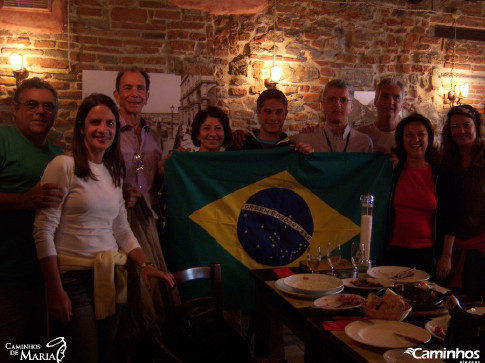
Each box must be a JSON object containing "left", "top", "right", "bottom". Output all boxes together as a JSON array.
[{"left": 160, "top": 263, "right": 251, "bottom": 363}]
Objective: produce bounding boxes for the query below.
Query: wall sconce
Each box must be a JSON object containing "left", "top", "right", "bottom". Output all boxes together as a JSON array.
[
  {"left": 448, "top": 82, "right": 468, "bottom": 106},
  {"left": 445, "top": 13, "right": 468, "bottom": 108},
  {"left": 264, "top": 43, "right": 282, "bottom": 88},
  {"left": 10, "top": 53, "right": 28, "bottom": 88}
]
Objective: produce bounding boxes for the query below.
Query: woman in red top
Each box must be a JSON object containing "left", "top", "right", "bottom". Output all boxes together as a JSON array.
[{"left": 386, "top": 113, "right": 439, "bottom": 277}]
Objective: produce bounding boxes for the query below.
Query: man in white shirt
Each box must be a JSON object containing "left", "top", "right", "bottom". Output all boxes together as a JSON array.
[
  {"left": 356, "top": 78, "right": 405, "bottom": 153},
  {"left": 293, "top": 79, "right": 373, "bottom": 152}
]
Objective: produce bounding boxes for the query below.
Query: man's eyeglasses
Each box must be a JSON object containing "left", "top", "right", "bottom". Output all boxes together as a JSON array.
[
  {"left": 17, "top": 100, "right": 57, "bottom": 113},
  {"left": 325, "top": 97, "right": 352, "bottom": 104}
]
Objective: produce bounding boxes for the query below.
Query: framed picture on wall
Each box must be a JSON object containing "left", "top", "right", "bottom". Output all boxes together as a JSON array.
[{"left": 83, "top": 70, "right": 218, "bottom": 155}]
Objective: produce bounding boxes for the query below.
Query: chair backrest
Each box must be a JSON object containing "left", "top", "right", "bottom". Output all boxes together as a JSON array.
[
  {"left": 160, "top": 263, "right": 251, "bottom": 362},
  {"left": 161, "top": 263, "right": 223, "bottom": 325}
]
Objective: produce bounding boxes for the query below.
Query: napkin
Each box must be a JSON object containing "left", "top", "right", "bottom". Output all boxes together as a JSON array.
[
  {"left": 322, "top": 320, "right": 355, "bottom": 331},
  {"left": 273, "top": 267, "right": 294, "bottom": 278},
  {"left": 322, "top": 316, "right": 362, "bottom": 331}
]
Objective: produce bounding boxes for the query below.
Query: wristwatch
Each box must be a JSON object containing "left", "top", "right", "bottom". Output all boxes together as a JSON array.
[{"left": 140, "top": 261, "right": 154, "bottom": 268}]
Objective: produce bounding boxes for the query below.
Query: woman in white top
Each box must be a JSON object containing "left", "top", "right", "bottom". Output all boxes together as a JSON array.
[{"left": 34, "top": 94, "right": 173, "bottom": 363}]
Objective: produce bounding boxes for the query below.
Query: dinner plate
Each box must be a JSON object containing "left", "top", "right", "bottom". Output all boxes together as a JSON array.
[
  {"left": 467, "top": 306, "right": 485, "bottom": 315},
  {"left": 383, "top": 349, "right": 445, "bottom": 363},
  {"left": 283, "top": 273, "right": 343, "bottom": 294},
  {"left": 425, "top": 315, "right": 450, "bottom": 341},
  {"left": 275, "top": 278, "right": 343, "bottom": 299},
  {"left": 314, "top": 293, "right": 364, "bottom": 311},
  {"left": 367, "top": 266, "right": 430, "bottom": 283},
  {"left": 345, "top": 320, "right": 431, "bottom": 348},
  {"left": 342, "top": 277, "right": 394, "bottom": 291}
]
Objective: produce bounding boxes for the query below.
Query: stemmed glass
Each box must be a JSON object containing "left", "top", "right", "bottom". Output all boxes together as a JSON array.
[
  {"left": 306, "top": 245, "right": 322, "bottom": 274},
  {"left": 351, "top": 242, "right": 364, "bottom": 277},
  {"left": 327, "top": 243, "right": 341, "bottom": 276}
]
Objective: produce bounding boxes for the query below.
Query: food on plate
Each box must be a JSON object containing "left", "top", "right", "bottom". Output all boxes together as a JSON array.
[
  {"left": 351, "top": 278, "right": 383, "bottom": 288},
  {"left": 365, "top": 289, "right": 407, "bottom": 313},
  {"left": 434, "top": 326, "right": 446, "bottom": 339},
  {"left": 394, "top": 283, "right": 440, "bottom": 307},
  {"left": 415, "top": 281, "right": 431, "bottom": 290},
  {"left": 339, "top": 294, "right": 365, "bottom": 306}
]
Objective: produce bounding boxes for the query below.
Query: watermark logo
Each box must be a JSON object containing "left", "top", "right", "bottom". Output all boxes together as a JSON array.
[
  {"left": 404, "top": 348, "right": 418, "bottom": 356},
  {"left": 46, "top": 337, "right": 66, "bottom": 363},
  {"left": 404, "top": 347, "right": 480, "bottom": 362},
  {"left": 5, "top": 337, "right": 67, "bottom": 361}
]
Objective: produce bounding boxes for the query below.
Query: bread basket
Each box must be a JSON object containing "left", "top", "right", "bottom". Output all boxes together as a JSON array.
[{"left": 362, "top": 302, "right": 412, "bottom": 321}]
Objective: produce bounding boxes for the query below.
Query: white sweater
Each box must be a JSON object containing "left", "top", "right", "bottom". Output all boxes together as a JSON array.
[{"left": 34, "top": 155, "right": 140, "bottom": 260}]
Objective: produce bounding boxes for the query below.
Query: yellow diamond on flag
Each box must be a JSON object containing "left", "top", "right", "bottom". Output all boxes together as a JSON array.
[{"left": 189, "top": 170, "right": 360, "bottom": 270}]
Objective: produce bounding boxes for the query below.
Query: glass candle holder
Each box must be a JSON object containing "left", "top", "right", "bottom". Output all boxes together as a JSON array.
[{"left": 359, "top": 193, "right": 374, "bottom": 272}]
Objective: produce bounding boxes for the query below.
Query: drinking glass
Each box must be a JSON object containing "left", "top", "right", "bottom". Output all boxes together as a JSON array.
[
  {"left": 327, "top": 243, "right": 341, "bottom": 276},
  {"left": 306, "top": 245, "right": 321, "bottom": 274},
  {"left": 351, "top": 242, "right": 364, "bottom": 277}
]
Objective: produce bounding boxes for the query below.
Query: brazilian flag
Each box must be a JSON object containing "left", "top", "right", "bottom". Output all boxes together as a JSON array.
[{"left": 164, "top": 147, "right": 393, "bottom": 310}]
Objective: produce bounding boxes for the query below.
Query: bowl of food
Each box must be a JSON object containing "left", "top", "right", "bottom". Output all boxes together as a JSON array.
[{"left": 362, "top": 289, "right": 412, "bottom": 321}]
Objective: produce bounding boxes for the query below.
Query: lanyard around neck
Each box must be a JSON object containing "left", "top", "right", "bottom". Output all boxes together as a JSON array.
[{"left": 324, "top": 129, "right": 350, "bottom": 152}]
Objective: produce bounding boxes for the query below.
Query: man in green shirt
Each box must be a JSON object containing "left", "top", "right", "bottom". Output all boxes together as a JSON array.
[{"left": 0, "top": 78, "right": 63, "bottom": 360}]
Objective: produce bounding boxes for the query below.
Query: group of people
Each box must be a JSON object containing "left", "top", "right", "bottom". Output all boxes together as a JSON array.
[
  {"left": 0, "top": 71, "right": 175, "bottom": 363},
  {"left": 0, "top": 69, "right": 483, "bottom": 362}
]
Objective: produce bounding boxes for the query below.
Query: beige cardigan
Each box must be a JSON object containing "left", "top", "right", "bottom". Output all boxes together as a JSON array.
[{"left": 58, "top": 251, "right": 127, "bottom": 319}]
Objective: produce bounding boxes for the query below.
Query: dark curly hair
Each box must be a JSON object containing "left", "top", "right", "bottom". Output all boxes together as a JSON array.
[
  {"left": 393, "top": 113, "right": 437, "bottom": 164},
  {"left": 441, "top": 105, "right": 483, "bottom": 168},
  {"left": 190, "top": 106, "right": 232, "bottom": 148}
]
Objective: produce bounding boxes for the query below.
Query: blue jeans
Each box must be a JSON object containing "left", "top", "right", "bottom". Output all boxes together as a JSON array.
[
  {"left": 0, "top": 284, "right": 47, "bottom": 362},
  {"left": 50, "top": 270, "right": 120, "bottom": 363}
]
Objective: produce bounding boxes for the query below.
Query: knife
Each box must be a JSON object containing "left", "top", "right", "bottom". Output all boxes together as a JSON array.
[
  {"left": 394, "top": 333, "right": 426, "bottom": 345},
  {"left": 392, "top": 267, "right": 415, "bottom": 279}
]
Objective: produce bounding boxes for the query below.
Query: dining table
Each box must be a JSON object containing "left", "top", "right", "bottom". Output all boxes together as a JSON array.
[{"left": 249, "top": 266, "right": 483, "bottom": 363}]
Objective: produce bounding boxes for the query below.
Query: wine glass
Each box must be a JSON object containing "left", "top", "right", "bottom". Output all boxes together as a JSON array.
[
  {"left": 327, "top": 243, "right": 341, "bottom": 276},
  {"left": 351, "top": 242, "right": 363, "bottom": 277},
  {"left": 306, "top": 245, "right": 321, "bottom": 274}
]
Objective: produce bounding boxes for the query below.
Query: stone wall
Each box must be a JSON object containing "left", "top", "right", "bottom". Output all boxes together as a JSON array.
[{"left": 0, "top": 0, "right": 484, "bottom": 149}]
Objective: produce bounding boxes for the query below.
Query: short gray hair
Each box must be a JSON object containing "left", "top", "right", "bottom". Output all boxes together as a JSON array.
[
  {"left": 14, "top": 77, "right": 58, "bottom": 106},
  {"left": 375, "top": 77, "right": 405, "bottom": 101},
  {"left": 321, "top": 79, "right": 354, "bottom": 102}
]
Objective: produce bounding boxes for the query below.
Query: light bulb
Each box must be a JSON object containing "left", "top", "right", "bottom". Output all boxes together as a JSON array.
[
  {"left": 270, "top": 65, "right": 282, "bottom": 83},
  {"left": 459, "top": 83, "right": 469, "bottom": 98},
  {"left": 10, "top": 53, "right": 23, "bottom": 71}
]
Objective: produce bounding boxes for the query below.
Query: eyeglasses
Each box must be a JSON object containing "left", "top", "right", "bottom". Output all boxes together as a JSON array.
[
  {"left": 17, "top": 100, "right": 57, "bottom": 113},
  {"left": 325, "top": 97, "right": 352, "bottom": 104}
]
